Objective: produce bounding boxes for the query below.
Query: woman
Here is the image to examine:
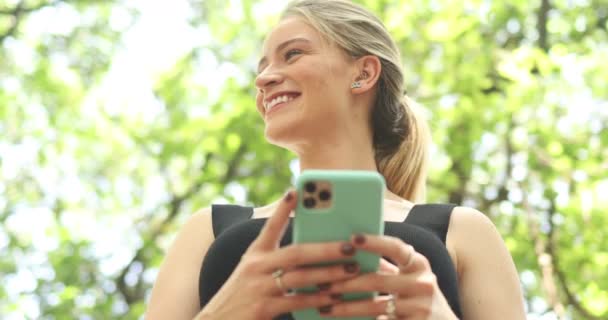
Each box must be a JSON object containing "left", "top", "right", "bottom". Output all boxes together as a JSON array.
[{"left": 146, "top": 0, "right": 526, "bottom": 319}]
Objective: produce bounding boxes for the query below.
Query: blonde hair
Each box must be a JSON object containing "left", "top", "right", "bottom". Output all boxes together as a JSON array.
[{"left": 282, "top": 0, "right": 431, "bottom": 202}]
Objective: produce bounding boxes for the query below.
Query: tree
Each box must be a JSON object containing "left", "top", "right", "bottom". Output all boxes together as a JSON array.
[{"left": 1, "top": 0, "right": 606, "bottom": 319}]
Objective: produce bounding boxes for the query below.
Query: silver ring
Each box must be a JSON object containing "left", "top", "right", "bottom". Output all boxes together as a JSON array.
[
  {"left": 385, "top": 294, "right": 397, "bottom": 320},
  {"left": 272, "top": 268, "right": 287, "bottom": 293}
]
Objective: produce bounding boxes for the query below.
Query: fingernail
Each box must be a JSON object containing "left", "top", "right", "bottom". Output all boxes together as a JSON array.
[
  {"left": 344, "top": 262, "right": 358, "bottom": 273},
  {"left": 319, "top": 305, "right": 332, "bottom": 314},
  {"left": 353, "top": 233, "right": 366, "bottom": 245},
  {"left": 318, "top": 283, "right": 331, "bottom": 291},
  {"left": 330, "top": 293, "right": 342, "bottom": 300},
  {"left": 284, "top": 191, "right": 293, "bottom": 202},
  {"left": 341, "top": 243, "right": 355, "bottom": 256}
]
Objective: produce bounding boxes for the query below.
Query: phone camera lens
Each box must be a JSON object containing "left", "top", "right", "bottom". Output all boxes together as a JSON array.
[
  {"left": 303, "top": 197, "right": 316, "bottom": 208},
  {"left": 319, "top": 190, "right": 331, "bottom": 201},
  {"left": 305, "top": 182, "right": 316, "bottom": 193}
]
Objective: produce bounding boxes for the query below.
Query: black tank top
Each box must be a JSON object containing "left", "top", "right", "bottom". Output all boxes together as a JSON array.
[{"left": 199, "top": 204, "right": 462, "bottom": 319}]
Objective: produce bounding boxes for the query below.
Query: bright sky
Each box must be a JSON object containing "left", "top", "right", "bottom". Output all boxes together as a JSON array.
[{"left": 97, "top": 0, "right": 287, "bottom": 121}]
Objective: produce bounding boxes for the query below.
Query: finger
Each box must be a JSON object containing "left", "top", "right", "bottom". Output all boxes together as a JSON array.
[
  {"left": 328, "top": 271, "right": 436, "bottom": 298},
  {"left": 318, "top": 294, "right": 392, "bottom": 318},
  {"left": 352, "top": 234, "right": 427, "bottom": 272},
  {"left": 251, "top": 190, "right": 297, "bottom": 251},
  {"left": 395, "top": 296, "right": 432, "bottom": 318},
  {"left": 320, "top": 295, "right": 430, "bottom": 318},
  {"left": 378, "top": 258, "right": 399, "bottom": 275},
  {"left": 261, "top": 241, "right": 357, "bottom": 273},
  {"left": 269, "top": 293, "right": 335, "bottom": 318},
  {"left": 267, "top": 262, "right": 360, "bottom": 295}
]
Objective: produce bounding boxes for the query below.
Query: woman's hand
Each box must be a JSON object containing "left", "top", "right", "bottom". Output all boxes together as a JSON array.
[
  {"left": 196, "top": 190, "right": 361, "bottom": 320},
  {"left": 320, "top": 234, "right": 458, "bottom": 320}
]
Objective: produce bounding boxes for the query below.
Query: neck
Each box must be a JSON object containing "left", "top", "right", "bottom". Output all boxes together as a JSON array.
[
  {"left": 292, "top": 130, "right": 407, "bottom": 202},
  {"left": 294, "top": 126, "right": 377, "bottom": 172},
  {"left": 298, "top": 144, "right": 377, "bottom": 172},
  {"left": 295, "top": 139, "right": 406, "bottom": 202}
]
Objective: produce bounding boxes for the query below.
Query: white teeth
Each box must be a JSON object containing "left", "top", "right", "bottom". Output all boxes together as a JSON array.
[{"left": 265, "top": 94, "right": 296, "bottom": 112}]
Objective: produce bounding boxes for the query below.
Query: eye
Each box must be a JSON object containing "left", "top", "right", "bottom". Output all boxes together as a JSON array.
[{"left": 284, "top": 49, "right": 302, "bottom": 61}]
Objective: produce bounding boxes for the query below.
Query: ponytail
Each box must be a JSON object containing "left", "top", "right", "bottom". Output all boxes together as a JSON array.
[{"left": 376, "top": 96, "right": 430, "bottom": 203}]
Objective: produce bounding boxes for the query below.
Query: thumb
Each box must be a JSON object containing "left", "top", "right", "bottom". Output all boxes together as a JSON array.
[{"left": 250, "top": 190, "right": 297, "bottom": 251}]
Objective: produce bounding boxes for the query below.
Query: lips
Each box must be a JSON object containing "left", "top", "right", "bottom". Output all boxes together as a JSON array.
[{"left": 263, "top": 92, "right": 301, "bottom": 113}]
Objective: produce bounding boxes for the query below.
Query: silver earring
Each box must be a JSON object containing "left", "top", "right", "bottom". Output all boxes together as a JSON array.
[{"left": 351, "top": 81, "right": 362, "bottom": 89}]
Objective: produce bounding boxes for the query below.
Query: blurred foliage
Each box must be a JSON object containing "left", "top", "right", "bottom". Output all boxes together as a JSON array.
[{"left": 1, "top": 0, "right": 607, "bottom": 319}]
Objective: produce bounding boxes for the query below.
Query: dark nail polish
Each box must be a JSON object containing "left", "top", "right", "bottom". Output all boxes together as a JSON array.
[
  {"left": 318, "top": 283, "right": 331, "bottom": 291},
  {"left": 344, "top": 262, "right": 358, "bottom": 273},
  {"left": 330, "top": 293, "right": 342, "bottom": 300},
  {"left": 341, "top": 243, "right": 355, "bottom": 256},
  {"left": 284, "top": 192, "right": 293, "bottom": 202},
  {"left": 319, "top": 305, "right": 332, "bottom": 314},
  {"left": 353, "top": 233, "right": 366, "bottom": 245}
]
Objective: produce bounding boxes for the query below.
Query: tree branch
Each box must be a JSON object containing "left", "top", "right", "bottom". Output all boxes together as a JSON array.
[
  {"left": 221, "top": 143, "right": 247, "bottom": 185},
  {"left": 0, "top": 0, "right": 66, "bottom": 44},
  {"left": 447, "top": 125, "right": 471, "bottom": 205},
  {"left": 0, "top": 1, "right": 24, "bottom": 44},
  {"left": 115, "top": 143, "right": 248, "bottom": 306},
  {"left": 546, "top": 198, "right": 606, "bottom": 320},
  {"left": 521, "top": 187, "right": 565, "bottom": 318},
  {"left": 537, "top": 0, "right": 551, "bottom": 51},
  {"left": 594, "top": 1, "right": 607, "bottom": 32},
  {"left": 114, "top": 152, "right": 213, "bottom": 305},
  {"left": 0, "top": 0, "right": 64, "bottom": 15}
]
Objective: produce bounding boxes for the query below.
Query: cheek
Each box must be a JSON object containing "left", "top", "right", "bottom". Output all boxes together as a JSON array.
[
  {"left": 308, "top": 58, "right": 349, "bottom": 95},
  {"left": 306, "top": 65, "right": 348, "bottom": 110},
  {"left": 299, "top": 64, "right": 332, "bottom": 100}
]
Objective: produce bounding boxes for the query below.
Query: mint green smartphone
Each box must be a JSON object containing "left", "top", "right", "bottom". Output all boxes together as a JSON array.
[{"left": 292, "top": 170, "right": 385, "bottom": 320}]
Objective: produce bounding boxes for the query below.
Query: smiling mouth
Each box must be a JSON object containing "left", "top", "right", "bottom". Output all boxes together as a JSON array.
[{"left": 264, "top": 93, "right": 301, "bottom": 115}]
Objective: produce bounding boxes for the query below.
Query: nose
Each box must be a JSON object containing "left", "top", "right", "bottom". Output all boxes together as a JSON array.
[{"left": 255, "top": 68, "right": 284, "bottom": 92}]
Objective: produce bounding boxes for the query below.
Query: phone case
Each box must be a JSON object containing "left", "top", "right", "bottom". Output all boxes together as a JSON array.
[{"left": 292, "top": 170, "right": 385, "bottom": 320}]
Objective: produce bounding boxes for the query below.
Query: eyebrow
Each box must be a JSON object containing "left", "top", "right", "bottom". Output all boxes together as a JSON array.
[{"left": 257, "top": 37, "right": 311, "bottom": 73}]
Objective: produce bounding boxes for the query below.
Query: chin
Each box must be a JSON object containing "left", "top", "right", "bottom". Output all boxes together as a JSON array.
[
  {"left": 262, "top": 103, "right": 335, "bottom": 150},
  {"left": 266, "top": 115, "right": 320, "bottom": 151},
  {"left": 264, "top": 123, "right": 298, "bottom": 149}
]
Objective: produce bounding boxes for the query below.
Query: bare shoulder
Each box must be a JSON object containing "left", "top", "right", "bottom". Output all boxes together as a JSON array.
[
  {"left": 180, "top": 207, "right": 215, "bottom": 242},
  {"left": 450, "top": 206, "right": 494, "bottom": 227},
  {"left": 146, "top": 207, "right": 215, "bottom": 320},
  {"left": 447, "top": 206, "right": 502, "bottom": 273},
  {"left": 447, "top": 206, "right": 526, "bottom": 319},
  {"left": 449, "top": 206, "right": 497, "bottom": 239},
  {"left": 162, "top": 207, "right": 215, "bottom": 255}
]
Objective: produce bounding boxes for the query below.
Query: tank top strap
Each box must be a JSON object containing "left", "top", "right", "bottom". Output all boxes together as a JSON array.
[
  {"left": 211, "top": 204, "right": 254, "bottom": 238},
  {"left": 211, "top": 203, "right": 457, "bottom": 243},
  {"left": 405, "top": 204, "right": 457, "bottom": 244}
]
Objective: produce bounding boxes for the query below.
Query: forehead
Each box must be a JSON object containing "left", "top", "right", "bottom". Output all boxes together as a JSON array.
[{"left": 262, "top": 16, "right": 325, "bottom": 52}]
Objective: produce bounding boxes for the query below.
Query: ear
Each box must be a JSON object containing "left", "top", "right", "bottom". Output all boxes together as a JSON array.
[{"left": 351, "top": 55, "right": 382, "bottom": 95}]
